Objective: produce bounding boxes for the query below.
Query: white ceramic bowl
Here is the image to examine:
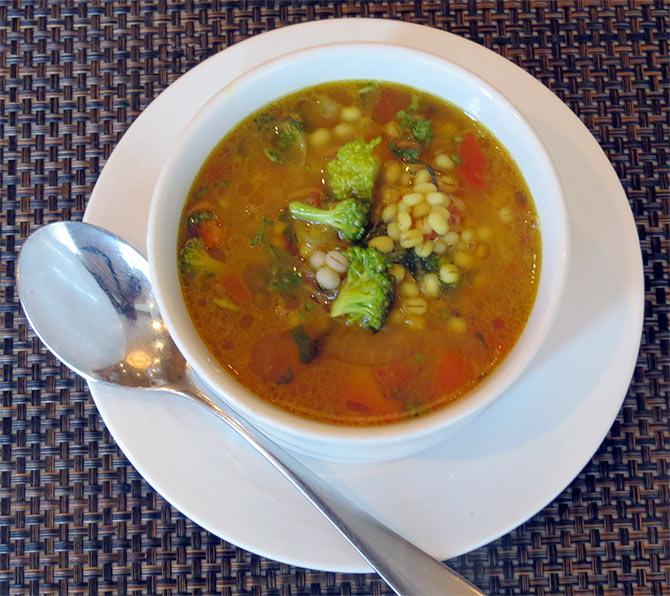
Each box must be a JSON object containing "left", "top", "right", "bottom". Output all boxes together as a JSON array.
[{"left": 148, "top": 42, "right": 569, "bottom": 463}]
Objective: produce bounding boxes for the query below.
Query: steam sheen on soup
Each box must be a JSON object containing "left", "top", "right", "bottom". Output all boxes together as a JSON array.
[{"left": 178, "top": 81, "right": 541, "bottom": 425}]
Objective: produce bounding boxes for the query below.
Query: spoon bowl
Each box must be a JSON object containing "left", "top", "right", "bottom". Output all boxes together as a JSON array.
[
  {"left": 18, "top": 222, "right": 185, "bottom": 389},
  {"left": 17, "top": 221, "right": 483, "bottom": 596}
]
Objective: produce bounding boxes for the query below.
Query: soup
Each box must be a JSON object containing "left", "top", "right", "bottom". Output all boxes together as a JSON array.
[{"left": 178, "top": 81, "right": 541, "bottom": 425}]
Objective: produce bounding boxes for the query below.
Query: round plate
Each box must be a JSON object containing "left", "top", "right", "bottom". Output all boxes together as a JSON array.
[{"left": 83, "top": 19, "right": 643, "bottom": 572}]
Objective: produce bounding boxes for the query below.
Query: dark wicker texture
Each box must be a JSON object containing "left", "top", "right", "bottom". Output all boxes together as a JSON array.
[{"left": 1, "top": 1, "right": 668, "bottom": 594}]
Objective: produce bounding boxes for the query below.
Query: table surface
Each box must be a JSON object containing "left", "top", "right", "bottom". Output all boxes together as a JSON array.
[{"left": 1, "top": 2, "right": 668, "bottom": 595}]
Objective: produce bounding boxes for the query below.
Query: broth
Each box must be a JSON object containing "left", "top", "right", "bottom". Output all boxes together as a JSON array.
[{"left": 178, "top": 81, "right": 541, "bottom": 425}]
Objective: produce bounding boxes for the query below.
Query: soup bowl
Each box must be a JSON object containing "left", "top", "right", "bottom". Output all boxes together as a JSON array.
[{"left": 148, "top": 43, "right": 569, "bottom": 462}]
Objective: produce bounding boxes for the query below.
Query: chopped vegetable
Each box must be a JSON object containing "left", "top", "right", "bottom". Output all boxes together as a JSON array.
[
  {"left": 325, "top": 137, "right": 381, "bottom": 201},
  {"left": 222, "top": 274, "right": 252, "bottom": 305},
  {"left": 212, "top": 297, "right": 240, "bottom": 312},
  {"left": 458, "top": 133, "right": 486, "bottom": 189},
  {"left": 387, "top": 96, "right": 432, "bottom": 162},
  {"left": 269, "top": 261, "right": 301, "bottom": 293},
  {"left": 341, "top": 364, "right": 390, "bottom": 415},
  {"left": 179, "top": 238, "right": 225, "bottom": 276},
  {"left": 395, "top": 109, "right": 432, "bottom": 146},
  {"left": 290, "top": 325, "right": 319, "bottom": 364},
  {"left": 251, "top": 217, "right": 274, "bottom": 246},
  {"left": 358, "top": 82, "right": 378, "bottom": 96},
  {"left": 403, "top": 398, "right": 429, "bottom": 418},
  {"left": 198, "top": 220, "right": 225, "bottom": 248},
  {"left": 385, "top": 245, "right": 440, "bottom": 278},
  {"left": 371, "top": 88, "right": 411, "bottom": 124},
  {"left": 330, "top": 246, "right": 394, "bottom": 332},
  {"left": 389, "top": 141, "right": 422, "bottom": 163},
  {"left": 432, "top": 351, "right": 473, "bottom": 396},
  {"left": 264, "top": 116, "right": 306, "bottom": 165},
  {"left": 399, "top": 251, "right": 440, "bottom": 278},
  {"left": 188, "top": 211, "right": 214, "bottom": 226},
  {"left": 288, "top": 198, "right": 369, "bottom": 242},
  {"left": 249, "top": 332, "right": 302, "bottom": 384}
]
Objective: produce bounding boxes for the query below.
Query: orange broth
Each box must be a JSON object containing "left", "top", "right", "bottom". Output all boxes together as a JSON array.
[{"left": 178, "top": 81, "right": 541, "bottom": 425}]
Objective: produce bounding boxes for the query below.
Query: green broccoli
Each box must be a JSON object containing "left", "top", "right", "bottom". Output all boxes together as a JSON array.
[
  {"left": 330, "top": 246, "right": 394, "bottom": 332},
  {"left": 179, "top": 238, "right": 225, "bottom": 275},
  {"left": 288, "top": 198, "right": 369, "bottom": 242},
  {"left": 326, "top": 137, "right": 381, "bottom": 201}
]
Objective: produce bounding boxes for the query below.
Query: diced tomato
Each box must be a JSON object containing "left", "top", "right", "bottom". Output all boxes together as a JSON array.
[
  {"left": 431, "top": 351, "right": 473, "bottom": 397},
  {"left": 457, "top": 133, "right": 487, "bottom": 190},
  {"left": 222, "top": 274, "right": 252, "bottom": 305},
  {"left": 199, "top": 221, "right": 226, "bottom": 248},
  {"left": 371, "top": 88, "right": 411, "bottom": 124}
]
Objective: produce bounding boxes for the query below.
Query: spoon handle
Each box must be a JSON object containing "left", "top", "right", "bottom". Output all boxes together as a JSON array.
[{"left": 177, "top": 382, "right": 483, "bottom": 596}]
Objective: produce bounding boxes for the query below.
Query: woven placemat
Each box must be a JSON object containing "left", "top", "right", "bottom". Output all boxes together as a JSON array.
[{"left": 1, "top": 1, "right": 668, "bottom": 594}]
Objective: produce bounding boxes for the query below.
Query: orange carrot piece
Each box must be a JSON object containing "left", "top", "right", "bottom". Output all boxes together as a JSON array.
[
  {"left": 431, "top": 351, "right": 473, "bottom": 397},
  {"left": 342, "top": 365, "right": 393, "bottom": 415}
]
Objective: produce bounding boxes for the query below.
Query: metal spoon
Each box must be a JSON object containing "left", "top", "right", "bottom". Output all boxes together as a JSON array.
[{"left": 17, "top": 221, "right": 483, "bottom": 596}]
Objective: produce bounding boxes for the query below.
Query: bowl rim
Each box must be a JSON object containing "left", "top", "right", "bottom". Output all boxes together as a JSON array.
[{"left": 148, "top": 40, "right": 570, "bottom": 448}]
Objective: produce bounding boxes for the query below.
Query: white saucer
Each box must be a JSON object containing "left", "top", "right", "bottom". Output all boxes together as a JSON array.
[{"left": 83, "top": 19, "right": 643, "bottom": 572}]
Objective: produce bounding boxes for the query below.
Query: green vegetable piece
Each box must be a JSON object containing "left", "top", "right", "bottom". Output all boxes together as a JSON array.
[
  {"left": 358, "top": 82, "right": 378, "bottom": 96},
  {"left": 264, "top": 117, "right": 306, "bottom": 165},
  {"left": 404, "top": 398, "right": 428, "bottom": 418},
  {"left": 187, "top": 211, "right": 214, "bottom": 226},
  {"left": 325, "top": 137, "right": 381, "bottom": 201},
  {"left": 396, "top": 109, "right": 433, "bottom": 146},
  {"left": 400, "top": 251, "right": 440, "bottom": 277},
  {"left": 288, "top": 198, "right": 369, "bottom": 242},
  {"left": 212, "top": 297, "right": 239, "bottom": 312},
  {"left": 330, "top": 246, "right": 394, "bottom": 332},
  {"left": 389, "top": 142, "right": 422, "bottom": 163},
  {"left": 269, "top": 261, "right": 301, "bottom": 293},
  {"left": 251, "top": 217, "right": 274, "bottom": 246},
  {"left": 290, "top": 325, "right": 319, "bottom": 363},
  {"left": 179, "top": 238, "right": 225, "bottom": 276}
]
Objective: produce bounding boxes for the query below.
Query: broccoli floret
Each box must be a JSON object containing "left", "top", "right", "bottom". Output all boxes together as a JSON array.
[
  {"left": 179, "top": 238, "right": 225, "bottom": 275},
  {"left": 326, "top": 137, "right": 381, "bottom": 201},
  {"left": 288, "top": 198, "right": 369, "bottom": 242},
  {"left": 330, "top": 246, "right": 394, "bottom": 332}
]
